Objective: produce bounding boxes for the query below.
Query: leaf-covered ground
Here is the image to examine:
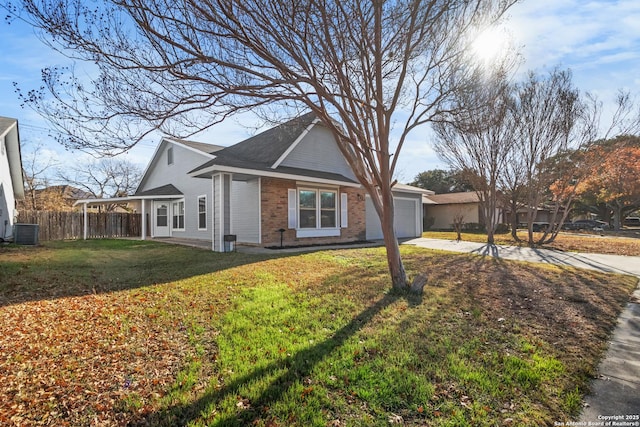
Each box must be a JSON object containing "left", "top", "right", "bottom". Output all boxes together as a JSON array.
[{"left": 0, "top": 240, "right": 637, "bottom": 426}]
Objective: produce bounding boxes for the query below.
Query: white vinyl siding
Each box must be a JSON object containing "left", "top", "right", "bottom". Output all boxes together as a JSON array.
[
  {"left": 279, "top": 126, "right": 357, "bottom": 181},
  {"left": 231, "top": 179, "right": 261, "bottom": 244}
]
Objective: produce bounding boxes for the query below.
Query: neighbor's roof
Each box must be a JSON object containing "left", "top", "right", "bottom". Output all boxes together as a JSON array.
[
  {"left": 36, "top": 185, "right": 93, "bottom": 200},
  {"left": 424, "top": 191, "right": 480, "bottom": 204},
  {"left": 393, "top": 183, "right": 434, "bottom": 195},
  {"left": 189, "top": 112, "right": 358, "bottom": 185}
]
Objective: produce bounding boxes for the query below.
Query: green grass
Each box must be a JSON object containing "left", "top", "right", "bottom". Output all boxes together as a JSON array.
[{"left": 0, "top": 239, "right": 637, "bottom": 426}]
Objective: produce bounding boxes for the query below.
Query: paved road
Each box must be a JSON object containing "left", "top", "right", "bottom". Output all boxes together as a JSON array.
[{"left": 403, "top": 238, "right": 640, "bottom": 422}]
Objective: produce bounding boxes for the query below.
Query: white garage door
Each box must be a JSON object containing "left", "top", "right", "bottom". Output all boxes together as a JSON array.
[{"left": 366, "top": 196, "right": 419, "bottom": 240}]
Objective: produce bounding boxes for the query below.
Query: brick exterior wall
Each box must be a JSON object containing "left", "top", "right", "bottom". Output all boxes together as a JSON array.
[{"left": 260, "top": 177, "right": 366, "bottom": 247}]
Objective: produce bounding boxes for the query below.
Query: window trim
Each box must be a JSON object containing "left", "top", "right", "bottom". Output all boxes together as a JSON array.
[
  {"left": 172, "top": 199, "right": 185, "bottom": 230},
  {"left": 197, "top": 195, "right": 207, "bottom": 230},
  {"left": 295, "top": 187, "right": 339, "bottom": 237}
]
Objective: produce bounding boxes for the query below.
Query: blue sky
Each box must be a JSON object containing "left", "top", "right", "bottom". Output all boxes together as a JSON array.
[{"left": 1, "top": 0, "right": 639, "bottom": 183}]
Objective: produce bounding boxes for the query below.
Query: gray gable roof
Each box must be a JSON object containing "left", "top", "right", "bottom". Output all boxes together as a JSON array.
[
  {"left": 189, "top": 112, "right": 357, "bottom": 184},
  {"left": 135, "top": 184, "right": 183, "bottom": 197},
  {"left": 191, "top": 112, "right": 318, "bottom": 171}
]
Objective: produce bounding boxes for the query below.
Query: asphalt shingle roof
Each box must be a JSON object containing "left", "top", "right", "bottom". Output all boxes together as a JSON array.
[
  {"left": 135, "top": 184, "right": 183, "bottom": 197},
  {"left": 190, "top": 112, "right": 319, "bottom": 174},
  {"left": 188, "top": 112, "right": 357, "bottom": 184},
  {"left": 424, "top": 192, "right": 480, "bottom": 204}
]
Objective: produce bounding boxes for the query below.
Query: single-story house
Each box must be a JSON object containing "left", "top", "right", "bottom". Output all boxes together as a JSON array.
[
  {"left": 0, "top": 117, "right": 25, "bottom": 241},
  {"left": 76, "top": 113, "right": 428, "bottom": 250},
  {"left": 423, "top": 192, "right": 482, "bottom": 230},
  {"left": 423, "top": 191, "right": 505, "bottom": 230}
]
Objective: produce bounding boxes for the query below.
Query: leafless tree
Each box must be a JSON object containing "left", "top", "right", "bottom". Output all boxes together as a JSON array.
[
  {"left": 57, "top": 158, "right": 142, "bottom": 211},
  {"left": 451, "top": 211, "right": 465, "bottom": 242},
  {"left": 433, "top": 73, "right": 516, "bottom": 244},
  {"left": 7, "top": 0, "right": 516, "bottom": 290},
  {"left": 20, "top": 142, "right": 58, "bottom": 210},
  {"left": 510, "top": 69, "right": 585, "bottom": 245}
]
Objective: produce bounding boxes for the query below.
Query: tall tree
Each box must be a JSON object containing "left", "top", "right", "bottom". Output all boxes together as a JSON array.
[
  {"left": 410, "top": 169, "right": 473, "bottom": 194},
  {"left": 433, "top": 72, "right": 515, "bottom": 244},
  {"left": 510, "top": 69, "right": 583, "bottom": 245},
  {"left": 20, "top": 142, "right": 58, "bottom": 210},
  {"left": 8, "top": 0, "right": 516, "bottom": 290},
  {"left": 576, "top": 141, "right": 640, "bottom": 230},
  {"left": 57, "top": 158, "right": 142, "bottom": 211}
]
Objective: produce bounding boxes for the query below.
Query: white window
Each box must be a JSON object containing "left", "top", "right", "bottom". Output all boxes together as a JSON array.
[
  {"left": 320, "top": 191, "right": 337, "bottom": 228},
  {"left": 288, "top": 188, "right": 345, "bottom": 237},
  {"left": 197, "top": 195, "right": 207, "bottom": 230},
  {"left": 298, "top": 189, "right": 337, "bottom": 229},
  {"left": 167, "top": 146, "right": 174, "bottom": 165},
  {"left": 299, "top": 189, "right": 317, "bottom": 229},
  {"left": 157, "top": 204, "right": 168, "bottom": 227},
  {"left": 172, "top": 200, "right": 184, "bottom": 229}
]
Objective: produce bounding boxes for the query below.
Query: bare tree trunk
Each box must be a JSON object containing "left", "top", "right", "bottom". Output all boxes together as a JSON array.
[
  {"left": 509, "top": 199, "right": 520, "bottom": 241},
  {"left": 612, "top": 202, "right": 623, "bottom": 230},
  {"left": 372, "top": 185, "right": 408, "bottom": 291},
  {"left": 381, "top": 221, "right": 408, "bottom": 291}
]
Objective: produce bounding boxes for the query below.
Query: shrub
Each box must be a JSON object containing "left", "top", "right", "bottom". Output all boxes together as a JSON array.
[
  {"left": 494, "top": 223, "right": 510, "bottom": 233},
  {"left": 462, "top": 222, "right": 485, "bottom": 232},
  {"left": 424, "top": 216, "right": 435, "bottom": 231}
]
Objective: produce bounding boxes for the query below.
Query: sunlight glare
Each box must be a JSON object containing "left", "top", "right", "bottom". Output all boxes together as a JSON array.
[{"left": 472, "top": 27, "right": 506, "bottom": 63}]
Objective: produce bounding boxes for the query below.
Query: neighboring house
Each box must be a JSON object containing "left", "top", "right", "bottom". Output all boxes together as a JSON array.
[
  {"left": 423, "top": 191, "right": 487, "bottom": 230},
  {"left": 0, "top": 117, "right": 25, "bottom": 241},
  {"left": 22, "top": 185, "right": 94, "bottom": 212},
  {"left": 76, "top": 113, "right": 427, "bottom": 250},
  {"left": 512, "top": 205, "right": 564, "bottom": 225}
]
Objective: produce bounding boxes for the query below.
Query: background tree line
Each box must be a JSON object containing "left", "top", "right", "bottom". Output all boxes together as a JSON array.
[{"left": 412, "top": 124, "right": 640, "bottom": 244}]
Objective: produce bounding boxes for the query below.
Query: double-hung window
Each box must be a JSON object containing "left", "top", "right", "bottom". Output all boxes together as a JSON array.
[
  {"left": 320, "top": 191, "right": 337, "bottom": 228},
  {"left": 172, "top": 200, "right": 185, "bottom": 230},
  {"left": 299, "top": 190, "right": 317, "bottom": 228},
  {"left": 197, "top": 196, "right": 207, "bottom": 230},
  {"left": 298, "top": 189, "right": 337, "bottom": 229},
  {"left": 288, "top": 187, "right": 345, "bottom": 238}
]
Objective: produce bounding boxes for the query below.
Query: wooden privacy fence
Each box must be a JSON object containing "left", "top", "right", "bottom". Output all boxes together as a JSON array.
[{"left": 17, "top": 211, "right": 143, "bottom": 241}]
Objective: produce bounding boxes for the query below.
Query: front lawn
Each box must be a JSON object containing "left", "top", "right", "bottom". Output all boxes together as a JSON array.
[{"left": 0, "top": 240, "right": 637, "bottom": 426}]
